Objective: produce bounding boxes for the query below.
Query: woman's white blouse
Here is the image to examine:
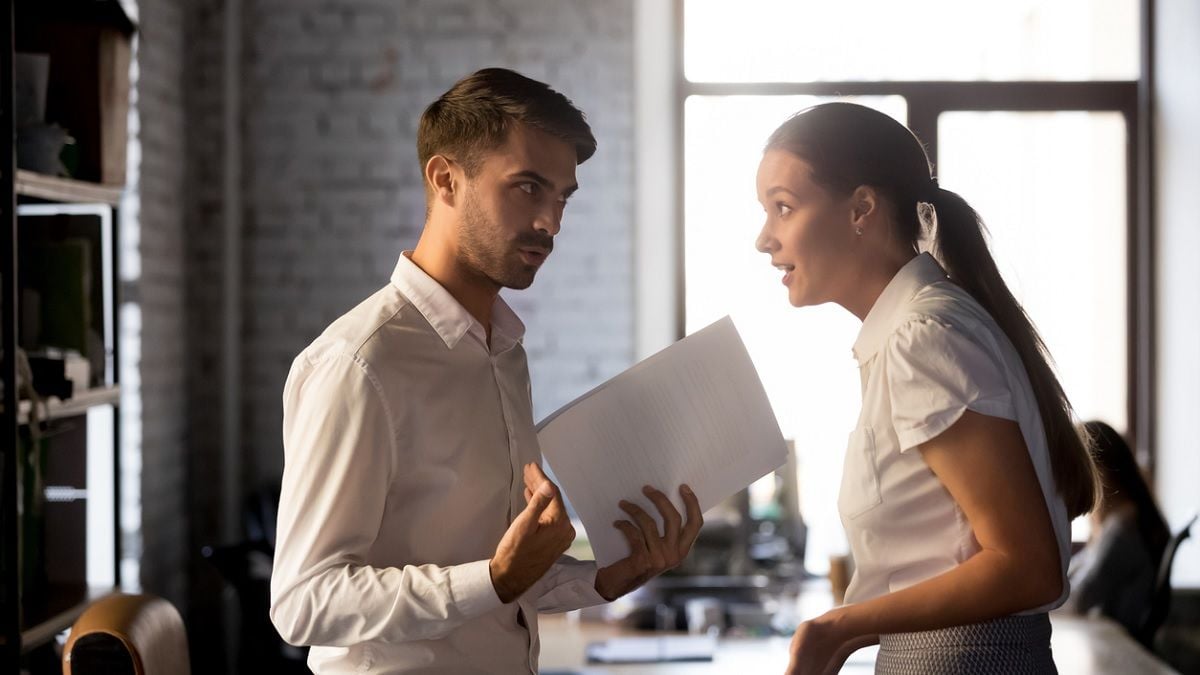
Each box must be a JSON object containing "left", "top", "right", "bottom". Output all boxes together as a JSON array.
[{"left": 840, "top": 253, "right": 1071, "bottom": 612}]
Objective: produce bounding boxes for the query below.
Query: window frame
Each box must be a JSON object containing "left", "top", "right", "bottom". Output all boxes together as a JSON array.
[{"left": 672, "top": 0, "right": 1155, "bottom": 468}]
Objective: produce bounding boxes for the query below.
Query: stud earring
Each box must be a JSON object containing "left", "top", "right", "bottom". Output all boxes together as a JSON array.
[{"left": 855, "top": 227, "right": 864, "bottom": 236}]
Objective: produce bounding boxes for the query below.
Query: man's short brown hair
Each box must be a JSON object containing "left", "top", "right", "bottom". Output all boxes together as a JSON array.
[{"left": 417, "top": 67, "right": 596, "bottom": 176}]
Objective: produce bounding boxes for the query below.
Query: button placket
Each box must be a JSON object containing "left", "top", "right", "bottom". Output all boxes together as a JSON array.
[{"left": 491, "top": 356, "right": 524, "bottom": 522}]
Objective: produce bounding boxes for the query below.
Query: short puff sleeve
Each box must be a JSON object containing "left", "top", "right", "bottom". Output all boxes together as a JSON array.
[{"left": 885, "top": 317, "right": 1016, "bottom": 452}]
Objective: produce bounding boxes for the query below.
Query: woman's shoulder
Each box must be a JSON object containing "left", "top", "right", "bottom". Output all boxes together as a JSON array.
[
  {"left": 1093, "top": 506, "right": 1154, "bottom": 564},
  {"left": 905, "top": 280, "right": 991, "bottom": 325},
  {"left": 881, "top": 283, "right": 1018, "bottom": 386},
  {"left": 1101, "top": 502, "right": 1141, "bottom": 533},
  {"left": 884, "top": 281, "right": 994, "bottom": 346}
]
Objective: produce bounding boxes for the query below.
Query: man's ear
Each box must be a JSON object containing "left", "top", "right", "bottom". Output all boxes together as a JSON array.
[
  {"left": 849, "top": 185, "right": 879, "bottom": 229},
  {"left": 425, "top": 155, "right": 458, "bottom": 208}
]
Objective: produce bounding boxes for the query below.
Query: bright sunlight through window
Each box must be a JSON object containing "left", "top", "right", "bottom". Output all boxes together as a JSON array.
[{"left": 683, "top": 1, "right": 1136, "bottom": 573}]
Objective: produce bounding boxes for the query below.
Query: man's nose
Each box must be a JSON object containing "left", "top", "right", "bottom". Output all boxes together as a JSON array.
[{"left": 535, "top": 210, "right": 561, "bottom": 237}]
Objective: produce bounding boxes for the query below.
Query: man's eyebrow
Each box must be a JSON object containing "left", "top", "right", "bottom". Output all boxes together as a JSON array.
[{"left": 511, "top": 170, "right": 579, "bottom": 197}]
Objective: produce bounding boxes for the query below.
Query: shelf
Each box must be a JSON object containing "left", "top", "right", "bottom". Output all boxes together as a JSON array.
[
  {"left": 20, "top": 585, "right": 119, "bottom": 653},
  {"left": 16, "top": 386, "right": 121, "bottom": 425},
  {"left": 16, "top": 0, "right": 138, "bottom": 34},
  {"left": 15, "top": 170, "right": 123, "bottom": 206}
]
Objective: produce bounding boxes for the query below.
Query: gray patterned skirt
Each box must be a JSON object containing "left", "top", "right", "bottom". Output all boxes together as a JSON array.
[{"left": 875, "top": 613, "right": 1056, "bottom": 674}]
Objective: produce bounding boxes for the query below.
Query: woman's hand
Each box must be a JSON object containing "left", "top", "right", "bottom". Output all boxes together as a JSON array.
[
  {"left": 785, "top": 610, "right": 875, "bottom": 675},
  {"left": 785, "top": 614, "right": 843, "bottom": 675}
]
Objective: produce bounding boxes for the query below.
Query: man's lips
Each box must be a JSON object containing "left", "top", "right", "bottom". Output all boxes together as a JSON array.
[{"left": 519, "top": 247, "right": 550, "bottom": 266}]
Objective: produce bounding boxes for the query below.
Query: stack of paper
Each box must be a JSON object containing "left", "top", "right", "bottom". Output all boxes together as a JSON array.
[{"left": 538, "top": 316, "right": 788, "bottom": 567}]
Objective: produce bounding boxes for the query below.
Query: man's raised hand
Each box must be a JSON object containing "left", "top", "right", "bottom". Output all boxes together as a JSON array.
[{"left": 489, "top": 463, "right": 575, "bottom": 603}]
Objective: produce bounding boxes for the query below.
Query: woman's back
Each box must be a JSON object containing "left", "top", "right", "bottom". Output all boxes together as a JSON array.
[
  {"left": 1064, "top": 422, "right": 1169, "bottom": 635},
  {"left": 1067, "top": 505, "right": 1157, "bottom": 634}
]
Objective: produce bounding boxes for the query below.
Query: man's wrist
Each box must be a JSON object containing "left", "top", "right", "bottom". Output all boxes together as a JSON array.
[
  {"left": 489, "top": 558, "right": 517, "bottom": 603},
  {"left": 593, "top": 568, "right": 615, "bottom": 601}
]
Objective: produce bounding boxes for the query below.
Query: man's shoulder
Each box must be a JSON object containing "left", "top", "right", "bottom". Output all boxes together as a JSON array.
[{"left": 294, "top": 283, "right": 426, "bottom": 369}]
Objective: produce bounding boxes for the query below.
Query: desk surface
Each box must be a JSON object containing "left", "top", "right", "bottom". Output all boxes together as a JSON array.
[{"left": 538, "top": 612, "right": 1180, "bottom": 674}]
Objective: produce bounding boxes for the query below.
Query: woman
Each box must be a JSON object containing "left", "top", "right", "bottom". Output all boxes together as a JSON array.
[
  {"left": 1063, "top": 420, "right": 1169, "bottom": 637},
  {"left": 754, "top": 103, "right": 1099, "bottom": 674}
]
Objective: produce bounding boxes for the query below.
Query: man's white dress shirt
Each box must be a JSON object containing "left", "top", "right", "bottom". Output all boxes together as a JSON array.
[
  {"left": 271, "top": 252, "right": 606, "bottom": 674},
  {"left": 840, "top": 253, "right": 1071, "bottom": 612}
]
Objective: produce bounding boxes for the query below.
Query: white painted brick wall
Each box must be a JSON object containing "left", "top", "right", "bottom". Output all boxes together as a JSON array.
[{"left": 239, "top": 0, "right": 636, "bottom": 481}]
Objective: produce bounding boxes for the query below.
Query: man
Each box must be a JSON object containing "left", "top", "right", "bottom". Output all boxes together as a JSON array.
[{"left": 270, "top": 68, "right": 702, "bottom": 674}]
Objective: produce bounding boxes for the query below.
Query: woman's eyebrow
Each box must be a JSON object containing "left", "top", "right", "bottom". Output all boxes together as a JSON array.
[{"left": 766, "top": 186, "right": 800, "bottom": 199}]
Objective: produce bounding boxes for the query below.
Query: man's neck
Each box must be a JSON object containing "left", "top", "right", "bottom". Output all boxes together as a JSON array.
[{"left": 409, "top": 234, "right": 498, "bottom": 340}]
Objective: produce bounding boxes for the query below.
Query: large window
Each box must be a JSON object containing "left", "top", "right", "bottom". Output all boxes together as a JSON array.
[{"left": 680, "top": 0, "right": 1144, "bottom": 572}]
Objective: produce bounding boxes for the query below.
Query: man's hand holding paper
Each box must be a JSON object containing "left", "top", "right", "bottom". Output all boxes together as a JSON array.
[
  {"left": 593, "top": 483, "right": 705, "bottom": 600},
  {"left": 537, "top": 317, "right": 788, "bottom": 573}
]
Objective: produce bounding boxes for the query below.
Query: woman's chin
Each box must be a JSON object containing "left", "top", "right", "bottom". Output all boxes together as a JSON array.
[
  {"left": 787, "top": 285, "right": 825, "bottom": 309},
  {"left": 787, "top": 288, "right": 808, "bottom": 308}
]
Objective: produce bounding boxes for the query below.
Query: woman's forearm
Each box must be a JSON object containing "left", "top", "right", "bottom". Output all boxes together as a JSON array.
[{"left": 821, "top": 547, "right": 1062, "bottom": 643}]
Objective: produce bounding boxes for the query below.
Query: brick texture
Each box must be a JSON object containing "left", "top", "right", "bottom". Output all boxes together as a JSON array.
[
  {"left": 238, "top": 0, "right": 636, "bottom": 483},
  {"left": 128, "top": 0, "right": 635, "bottom": 668}
]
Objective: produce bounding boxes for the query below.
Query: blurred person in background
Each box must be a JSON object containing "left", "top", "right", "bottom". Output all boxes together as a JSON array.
[{"left": 1062, "top": 420, "right": 1169, "bottom": 636}]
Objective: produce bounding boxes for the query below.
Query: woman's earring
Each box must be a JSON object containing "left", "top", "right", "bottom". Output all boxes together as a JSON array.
[{"left": 855, "top": 227, "right": 864, "bottom": 236}]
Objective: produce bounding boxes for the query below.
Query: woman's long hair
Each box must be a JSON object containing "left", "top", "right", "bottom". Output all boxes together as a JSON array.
[
  {"left": 766, "top": 102, "right": 1099, "bottom": 519},
  {"left": 1084, "top": 421, "right": 1169, "bottom": 561}
]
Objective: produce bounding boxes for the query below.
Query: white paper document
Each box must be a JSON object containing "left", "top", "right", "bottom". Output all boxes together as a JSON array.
[{"left": 537, "top": 316, "right": 787, "bottom": 567}]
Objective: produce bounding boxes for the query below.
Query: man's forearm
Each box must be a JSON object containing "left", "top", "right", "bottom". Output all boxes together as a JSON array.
[{"left": 270, "top": 559, "right": 502, "bottom": 646}]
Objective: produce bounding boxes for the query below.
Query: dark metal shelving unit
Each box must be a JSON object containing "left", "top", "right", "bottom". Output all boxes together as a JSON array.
[{"left": 2, "top": 1, "right": 135, "bottom": 670}]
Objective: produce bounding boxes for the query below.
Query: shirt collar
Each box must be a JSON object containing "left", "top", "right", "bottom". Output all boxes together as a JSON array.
[
  {"left": 852, "top": 252, "right": 949, "bottom": 364},
  {"left": 390, "top": 252, "right": 526, "bottom": 352}
]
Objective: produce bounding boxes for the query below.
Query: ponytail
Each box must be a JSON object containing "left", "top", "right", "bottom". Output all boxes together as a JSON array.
[{"left": 926, "top": 187, "right": 1099, "bottom": 519}]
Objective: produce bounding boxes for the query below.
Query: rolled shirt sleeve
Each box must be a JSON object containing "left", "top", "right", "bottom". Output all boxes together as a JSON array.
[{"left": 528, "top": 556, "right": 608, "bottom": 613}]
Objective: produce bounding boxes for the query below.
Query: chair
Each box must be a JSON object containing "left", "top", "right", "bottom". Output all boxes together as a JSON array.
[
  {"left": 62, "top": 593, "right": 190, "bottom": 675},
  {"left": 1137, "top": 512, "right": 1198, "bottom": 649}
]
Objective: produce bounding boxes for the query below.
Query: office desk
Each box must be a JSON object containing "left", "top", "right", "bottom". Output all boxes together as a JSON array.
[{"left": 539, "top": 612, "right": 1180, "bottom": 674}]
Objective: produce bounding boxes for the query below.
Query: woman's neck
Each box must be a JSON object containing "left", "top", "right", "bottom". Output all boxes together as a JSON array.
[{"left": 841, "top": 249, "right": 918, "bottom": 321}]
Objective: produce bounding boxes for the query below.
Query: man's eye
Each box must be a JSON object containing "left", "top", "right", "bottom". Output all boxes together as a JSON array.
[
  {"left": 777, "top": 203, "right": 793, "bottom": 218},
  {"left": 519, "top": 183, "right": 537, "bottom": 195}
]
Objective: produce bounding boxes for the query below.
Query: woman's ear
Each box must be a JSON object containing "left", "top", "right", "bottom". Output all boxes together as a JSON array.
[
  {"left": 849, "top": 185, "right": 879, "bottom": 228},
  {"left": 425, "top": 155, "right": 457, "bottom": 208}
]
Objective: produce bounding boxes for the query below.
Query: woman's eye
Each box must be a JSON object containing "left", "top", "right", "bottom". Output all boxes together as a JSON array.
[{"left": 777, "top": 203, "right": 793, "bottom": 218}]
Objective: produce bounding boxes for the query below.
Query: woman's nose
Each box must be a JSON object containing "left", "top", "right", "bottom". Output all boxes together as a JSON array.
[{"left": 755, "top": 225, "right": 776, "bottom": 254}]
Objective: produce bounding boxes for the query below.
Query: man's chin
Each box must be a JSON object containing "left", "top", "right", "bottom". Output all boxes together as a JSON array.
[{"left": 496, "top": 267, "right": 538, "bottom": 291}]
